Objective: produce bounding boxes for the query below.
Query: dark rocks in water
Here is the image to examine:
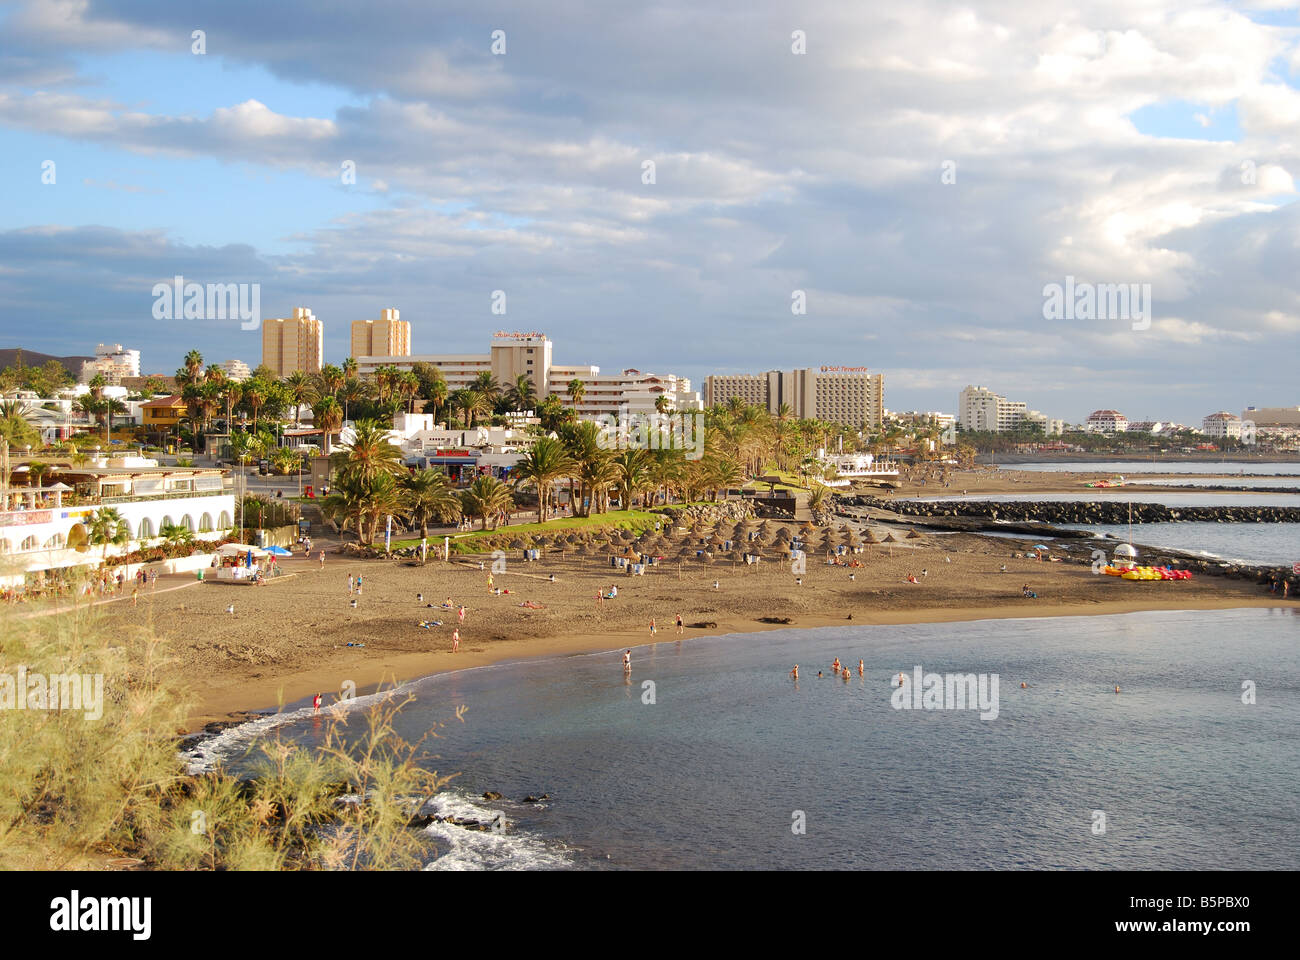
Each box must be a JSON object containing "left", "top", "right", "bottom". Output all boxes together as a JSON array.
[
  {"left": 757, "top": 616, "right": 793, "bottom": 624},
  {"left": 839, "top": 494, "right": 1300, "bottom": 527},
  {"left": 522, "top": 794, "right": 550, "bottom": 803},
  {"left": 482, "top": 790, "right": 503, "bottom": 801}
]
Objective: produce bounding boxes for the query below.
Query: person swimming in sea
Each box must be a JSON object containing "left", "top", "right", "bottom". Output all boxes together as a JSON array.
[{"left": 790, "top": 665, "right": 799, "bottom": 680}]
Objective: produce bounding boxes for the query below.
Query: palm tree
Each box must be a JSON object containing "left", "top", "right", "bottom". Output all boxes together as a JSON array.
[
  {"left": 403, "top": 469, "right": 462, "bottom": 545},
  {"left": 320, "top": 474, "right": 369, "bottom": 544},
  {"left": 339, "top": 377, "right": 365, "bottom": 423},
  {"left": 459, "top": 475, "right": 514, "bottom": 530},
  {"left": 653, "top": 394, "right": 672, "bottom": 415},
  {"left": 317, "top": 364, "right": 344, "bottom": 401},
  {"left": 241, "top": 380, "right": 268, "bottom": 431},
  {"left": 513, "top": 436, "right": 576, "bottom": 522},
  {"left": 612, "top": 448, "right": 650, "bottom": 511},
  {"left": 453, "top": 389, "right": 490, "bottom": 429},
  {"left": 313, "top": 397, "right": 343, "bottom": 456},
  {"left": 330, "top": 418, "right": 405, "bottom": 489},
  {"left": 104, "top": 397, "right": 127, "bottom": 445},
  {"left": 648, "top": 449, "right": 684, "bottom": 506},
  {"left": 505, "top": 374, "right": 537, "bottom": 412},
  {"left": 159, "top": 521, "right": 194, "bottom": 546},
  {"left": 471, "top": 372, "right": 500, "bottom": 402},
  {"left": 566, "top": 378, "right": 586, "bottom": 410},
  {"left": 807, "top": 483, "right": 831, "bottom": 514},
  {"left": 283, "top": 371, "right": 317, "bottom": 429},
  {"left": 423, "top": 376, "right": 448, "bottom": 422},
  {"left": 87, "top": 507, "right": 130, "bottom": 569},
  {"left": 360, "top": 471, "right": 406, "bottom": 548},
  {"left": 342, "top": 357, "right": 358, "bottom": 381},
  {"left": 398, "top": 371, "right": 421, "bottom": 414},
  {"left": 580, "top": 452, "right": 619, "bottom": 515},
  {"left": 218, "top": 380, "right": 242, "bottom": 433}
]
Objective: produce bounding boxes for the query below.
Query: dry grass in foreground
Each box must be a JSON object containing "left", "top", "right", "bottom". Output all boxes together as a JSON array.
[{"left": 0, "top": 609, "right": 460, "bottom": 870}]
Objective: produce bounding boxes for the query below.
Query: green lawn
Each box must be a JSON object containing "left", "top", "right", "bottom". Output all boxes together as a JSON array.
[{"left": 391, "top": 509, "right": 665, "bottom": 551}]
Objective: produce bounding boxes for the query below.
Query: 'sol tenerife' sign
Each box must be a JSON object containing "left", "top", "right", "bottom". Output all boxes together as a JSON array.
[{"left": 820, "top": 365, "right": 870, "bottom": 372}]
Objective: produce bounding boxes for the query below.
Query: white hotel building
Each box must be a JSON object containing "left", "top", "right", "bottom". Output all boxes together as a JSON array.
[
  {"left": 958, "top": 385, "right": 1061, "bottom": 435},
  {"left": 0, "top": 459, "right": 233, "bottom": 589},
  {"left": 356, "top": 332, "right": 702, "bottom": 417}
]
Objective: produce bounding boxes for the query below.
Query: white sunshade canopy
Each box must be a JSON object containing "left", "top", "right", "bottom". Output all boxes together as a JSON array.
[{"left": 217, "top": 542, "right": 268, "bottom": 558}]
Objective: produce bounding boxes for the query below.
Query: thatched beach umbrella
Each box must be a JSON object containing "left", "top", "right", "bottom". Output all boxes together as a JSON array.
[
  {"left": 882, "top": 532, "right": 898, "bottom": 543},
  {"left": 906, "top": 529, "right": 923, "bottom": 539}
]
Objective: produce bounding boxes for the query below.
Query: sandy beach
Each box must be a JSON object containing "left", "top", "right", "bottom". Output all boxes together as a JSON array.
[{"left": 85, "top": 523, "right": 1291, "bottom": 732}]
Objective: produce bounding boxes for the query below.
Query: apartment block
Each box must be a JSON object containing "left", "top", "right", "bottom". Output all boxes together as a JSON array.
[
  {"left": 261, "top": 307, "right": 323, "bottom": 377},
  {"left": 705, "top": 367, "right": 885, "bottom": 429},
  {"left": 350, "top": 308, "right": 411, "bottom": 359}
]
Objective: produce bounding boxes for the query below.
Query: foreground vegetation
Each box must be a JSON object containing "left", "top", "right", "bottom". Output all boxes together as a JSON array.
[{"left": 0, "top": 609, "right": 460, "bottom": 870}]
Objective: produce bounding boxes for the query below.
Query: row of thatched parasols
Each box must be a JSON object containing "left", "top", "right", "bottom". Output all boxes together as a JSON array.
[{"left": 481, "top": 518, "right": 923, "bottom": 565}]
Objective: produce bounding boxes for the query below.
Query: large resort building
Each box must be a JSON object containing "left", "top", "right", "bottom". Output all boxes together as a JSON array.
[
  {"left": 0, "top": 458, "right": 234, "bottom": 590},
  {"left": 704, "top": 367, "right": 885, "bottom": 429},
  {"left": 958, "top": 385, "right": 1061, "bottom": 435},
  {"left": 356, "top": 332, "right": 702, "bottom": 416}
]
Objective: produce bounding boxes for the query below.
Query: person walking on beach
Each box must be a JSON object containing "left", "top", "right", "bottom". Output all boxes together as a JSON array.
[
  {"left": 313, "top": 693, "right": 322, "bottom": 712},
  {"left": 675, "top": 613, "right": 683, "bottom": 635},
  {"left": 649, "top": 618, "right": 656, "bottom": 637},
  {"left": 452, "top": 628, "right": 460, "bottom": 653},
  {"left": 348, "top": 573, "right": 355, "bottom": 595},
  {"left": 623, "top": 650, "right": 632, "bottom": 672},
  {"left": 319, "top": 549, "right": 325, "bottom": 568},
  {"left": 458, "top": 604, "right": 466, "bottom": 624},
  {"left": 356, "top": 575, "right": 363, "bottom": 596}
]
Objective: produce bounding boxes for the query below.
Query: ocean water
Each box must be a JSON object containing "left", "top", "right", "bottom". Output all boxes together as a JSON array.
[
  {"left": 1000, "top": 461, "right": 1300, "bottom": 475},
  {"left": 192, "top": 609, "right": 1300, "bottom": 870},
  {"left": 1128, "top": 476, "right": 1300, "bottom": 490},
  {"left": 1063, "top": 524, "right": 1299, "bottom": 568}
]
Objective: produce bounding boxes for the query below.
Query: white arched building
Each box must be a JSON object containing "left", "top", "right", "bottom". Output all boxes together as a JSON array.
[{"left": 0, "top": 464, "right": 234, "bottom": 589}]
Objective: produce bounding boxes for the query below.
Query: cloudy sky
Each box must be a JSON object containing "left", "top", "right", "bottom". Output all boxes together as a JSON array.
[{"left": 1, "top": 0, "right": 1298, "bottom": 423}]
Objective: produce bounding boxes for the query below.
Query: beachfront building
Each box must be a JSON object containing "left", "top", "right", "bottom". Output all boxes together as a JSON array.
[
  {"left": 79, "top": 343, "right": 141, "bottom": 385},
  {"left": 356, "top": 332, "right": 702, "bottom": 416},
  {"left": 217, "top": 359, "right": 252, "bottom": 382},
  {"left": 958, "top": 385, "right": 1034, "bottom": 432},
  {"left": 350, "top": 309, "right": 411, "bottom": 359},
  {"left": 1202, "top": 411, "right": 1243, "bottom": 440},
  {"left": 1084, "top": 410, "right": 1128, "bottom": 434},
  {"left": 705, "top": 367, "right": 885, "bottom": 429},
  {"left": 261, "top": 308, "right": 323, "bottom": 377},
  {"left": 0, "top": 461, "right": 233, "bottom": 590}
]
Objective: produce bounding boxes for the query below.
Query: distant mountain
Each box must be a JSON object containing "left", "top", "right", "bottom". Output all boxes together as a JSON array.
[{"left": 0, "top": 348, "right": 94, "bottom": 377}]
